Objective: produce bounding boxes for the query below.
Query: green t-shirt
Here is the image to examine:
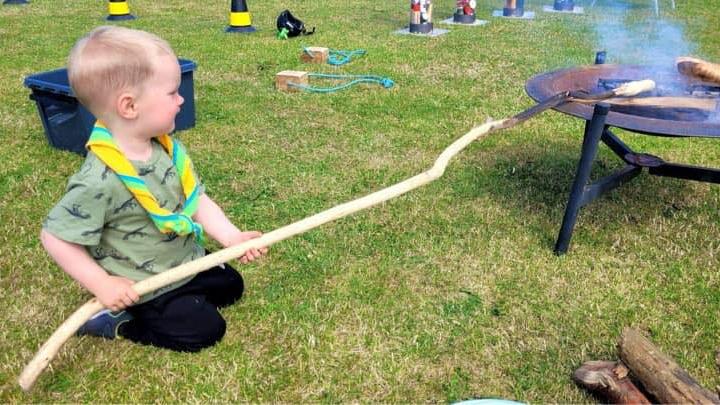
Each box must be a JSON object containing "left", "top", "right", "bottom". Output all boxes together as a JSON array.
[{"left": 43, "top": 140, "right": 206, "bottom": 303}]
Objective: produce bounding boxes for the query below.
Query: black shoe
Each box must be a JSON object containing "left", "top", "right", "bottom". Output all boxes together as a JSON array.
[{"left": 76, "top": 309, "right": 133, "bottom": 339}]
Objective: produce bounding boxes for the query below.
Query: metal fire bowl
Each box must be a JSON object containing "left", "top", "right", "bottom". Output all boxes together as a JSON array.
[{"left": 525, "top": 64, "right": 720, "bottom": 137}]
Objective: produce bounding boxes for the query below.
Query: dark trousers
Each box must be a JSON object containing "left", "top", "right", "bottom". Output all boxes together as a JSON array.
[{"left": 120, "top": 262, "right": 244, "bottom": 352}]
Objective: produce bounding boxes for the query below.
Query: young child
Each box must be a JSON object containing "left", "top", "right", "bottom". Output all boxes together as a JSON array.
[{"left": 41, "top": 26, "right": 266, "bottom": 352}]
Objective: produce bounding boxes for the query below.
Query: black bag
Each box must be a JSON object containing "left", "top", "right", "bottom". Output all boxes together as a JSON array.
[{"left": 276, "top": 9, "right": 315, "bottom": 37}]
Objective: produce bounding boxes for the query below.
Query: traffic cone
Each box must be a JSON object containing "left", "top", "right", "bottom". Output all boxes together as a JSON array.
[
  {"left": 106, "top": 0, "right": 136, "bottom": 21},
  {"left": 226, "top": 0, "right": 256, "bottom": 33}
]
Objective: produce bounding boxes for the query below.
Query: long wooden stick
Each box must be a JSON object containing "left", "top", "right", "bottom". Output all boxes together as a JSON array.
[
  {"left": 18, "top": 79, "right": 656, "bottom": 392},
  {"left": 580, "top": 96, "right": 718, "bottom": 111},
  {"left": 18, "top": 118, "right": 508, "bottom": 391}
]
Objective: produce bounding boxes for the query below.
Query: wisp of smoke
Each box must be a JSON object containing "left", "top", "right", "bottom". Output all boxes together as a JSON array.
[{"left": 592, "top": 0, "right": 695, "bottom": 67}]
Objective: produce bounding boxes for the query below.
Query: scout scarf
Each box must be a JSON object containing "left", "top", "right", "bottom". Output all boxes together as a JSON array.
[{"left": 86, "top": 121, "right": 204, "bottom": 243}]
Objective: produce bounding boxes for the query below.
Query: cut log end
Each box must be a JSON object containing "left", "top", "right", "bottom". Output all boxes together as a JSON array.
[
  {"left": 573, "top": 360, "right": 651, "bottom": 404},
  {"left": 676, "top": 56, "right": 720, "bottom": 85}
]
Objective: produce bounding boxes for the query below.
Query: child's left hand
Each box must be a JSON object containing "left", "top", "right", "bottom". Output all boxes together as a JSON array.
[{"left": 228, "top": 230, "right": 268, "bottom": 264}]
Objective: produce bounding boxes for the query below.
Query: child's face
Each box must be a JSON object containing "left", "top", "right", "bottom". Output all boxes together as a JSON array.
[{"left": 135, "top": 54, "right": 184, "bottom": 137}]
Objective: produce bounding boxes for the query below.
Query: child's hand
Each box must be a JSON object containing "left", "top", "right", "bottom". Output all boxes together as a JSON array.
[
  {"left": 95, "top": 276, "right": 140, "bottom": 312},
  {"left": 228, "top": 231, "right": 268, "bottom": 264}
]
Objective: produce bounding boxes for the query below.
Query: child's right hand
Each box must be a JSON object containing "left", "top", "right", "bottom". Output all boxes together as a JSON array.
[
  {"left": 226, "top": 230, "right": 269, "bottom": 264},
  {"left": 95, "top": 276, "right": 140, "bottom": 312}
]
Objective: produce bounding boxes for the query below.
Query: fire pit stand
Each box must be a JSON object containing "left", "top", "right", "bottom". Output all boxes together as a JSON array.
[
  {"left": 530, "top": 59, "right": 720, "bottom": 254},
  {"left": 555, "top": 105, "right": 720, "bottom": 254}
]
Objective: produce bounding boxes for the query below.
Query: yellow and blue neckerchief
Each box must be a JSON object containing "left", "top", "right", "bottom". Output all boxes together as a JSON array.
[{"left": 86, "top": 121, "right": 204, "bottom": 243}]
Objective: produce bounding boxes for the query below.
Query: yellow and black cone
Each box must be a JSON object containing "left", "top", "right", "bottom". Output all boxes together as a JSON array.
[
  {"left": 226, "top": 0, "right": 256, "bottom": 33},
  {"left": 3, "top": 0, "right": 29, "bottom": 4},
  {"left": 106, "top": 0, "right": 136, "bottom": 21}
]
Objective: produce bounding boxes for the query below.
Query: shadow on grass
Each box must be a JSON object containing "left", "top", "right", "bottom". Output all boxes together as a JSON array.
[{"left": 450, "top": 137, "right": 703, "bottom": 250}]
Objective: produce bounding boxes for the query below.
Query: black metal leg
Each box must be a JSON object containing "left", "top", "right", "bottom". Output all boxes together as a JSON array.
[
  {"left": 649, "top": 163, "right": 720, "bottom": 183},
  {"left": 578, "top": 164, "right": 642, "bottom": 207},
  {"left": 554, "top": 103, "right": 611, "bottom": 255}
]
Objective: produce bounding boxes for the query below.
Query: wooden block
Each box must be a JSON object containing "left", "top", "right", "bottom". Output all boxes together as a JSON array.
[
  {"left": 276, "top": 70, "right": 308, "bottom": 92},
  {"left": 300, "top": 47, "right": 329, "bottom": 64}
]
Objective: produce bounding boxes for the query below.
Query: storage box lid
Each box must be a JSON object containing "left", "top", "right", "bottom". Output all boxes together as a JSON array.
[{"left": 24, "top": 58, "right": 197, "bottom": 96}]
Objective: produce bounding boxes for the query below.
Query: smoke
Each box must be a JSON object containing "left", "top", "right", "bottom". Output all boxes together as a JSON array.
[
  {"left": 591, "top": 0, "right": 695, "bottom": 67},
  {"left": 590, "top": 2, "right": 720, "bottom": 125}
]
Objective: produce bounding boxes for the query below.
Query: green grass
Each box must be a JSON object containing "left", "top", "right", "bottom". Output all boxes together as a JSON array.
[{"left": 2, "top": 0, "right": 720, "bottom": 402}]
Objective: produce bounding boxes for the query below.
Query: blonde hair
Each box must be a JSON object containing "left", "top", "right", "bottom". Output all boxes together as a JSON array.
[{"left": 67, "top": 26, "right": 176, "bottom": 116}]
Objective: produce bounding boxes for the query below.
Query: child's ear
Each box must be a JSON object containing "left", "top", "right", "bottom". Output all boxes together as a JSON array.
[{"left": 116, "top": 92, "right": 139, "bottom": 120}]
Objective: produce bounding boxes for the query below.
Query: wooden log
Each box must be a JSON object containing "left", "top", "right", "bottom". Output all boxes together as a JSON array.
[
  {"left": 602, "top": 96, "right": 718, "bottom": 111},
  {"left": 618, "top": 328, "right": 720, "bottom": 404},
  {"left": 573, "top": 360, "right": 651, "bottom": 404},
  {"left": 677, "top": 56, "right": 720, "bottom": 85},
  {"left": 300, "top": 47, "right": 329, "bottom": 64},
  {"left": 275, "top": 70, "right": 308, "bottom": 92}
]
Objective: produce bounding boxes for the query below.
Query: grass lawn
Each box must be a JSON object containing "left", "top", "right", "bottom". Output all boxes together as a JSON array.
[{"left": 2, "top": 0, "right": 719, "bottom": 402}]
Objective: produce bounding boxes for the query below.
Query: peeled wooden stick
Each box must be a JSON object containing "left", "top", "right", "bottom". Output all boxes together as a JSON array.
[
  {"left": 500, "top": 79, "right": 655, "bottom": 129},
  {"left": 612, "top": 80, "right": 657, "bottom": 98},
  {"left": 585, "top": 96, "right": 718, "bottom": 111},
  {"left": 569, "top": 79, "right": 656, "bottom": 102},
  {"left": 18, "top": 118, "right": 509, "bottom": 391},
  {"left": 18, "top": 79, "right": 655, "bottom": 392}
]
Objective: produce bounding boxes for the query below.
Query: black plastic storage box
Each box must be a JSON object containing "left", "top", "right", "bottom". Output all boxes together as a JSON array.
[{"left": 24, "top": 58, "right": 197, "bottom": 155}]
